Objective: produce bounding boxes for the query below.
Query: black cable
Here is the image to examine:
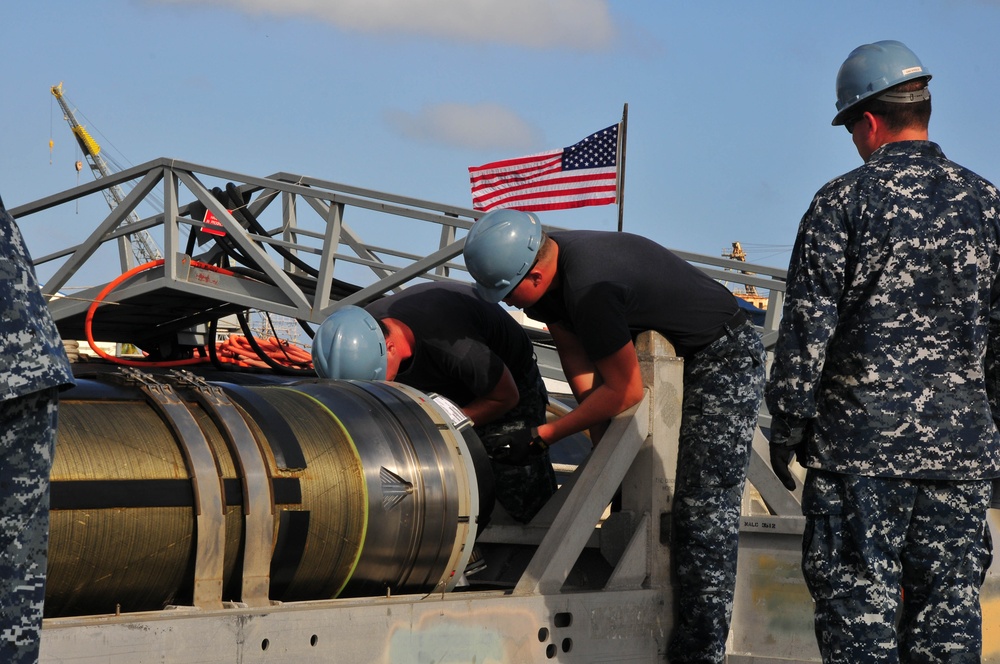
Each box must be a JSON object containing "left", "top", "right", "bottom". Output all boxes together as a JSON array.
[
  {"left": 235, "top": 310, "right": 315, "bottom": 377},
  {"left": 224, "top": 182, "right": 319, "bottom": 278},
  {"left": 183, "top": 182, "right": 361, "bottom": 350},
  {"left": 207, "top": 317, "right": 227, "bottom": 371}
]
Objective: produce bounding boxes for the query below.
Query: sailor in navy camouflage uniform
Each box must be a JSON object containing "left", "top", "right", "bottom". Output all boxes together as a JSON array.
[
  {"left": 0, "top": 194, "right": 75, "bottom": 663},
  {"left": 766, "top": 41, "right": 999, "bottom": 663},
  {"left": 463, "top": 210, "right": 766, "bottom": 664}
]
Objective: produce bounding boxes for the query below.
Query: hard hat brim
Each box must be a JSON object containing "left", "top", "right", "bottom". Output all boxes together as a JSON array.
[
  {"left": 831, "top": 74, "right": 932, "bottom": 126},
  {"left": 474, "top": 279, "right": 511, "bottom": 304}
]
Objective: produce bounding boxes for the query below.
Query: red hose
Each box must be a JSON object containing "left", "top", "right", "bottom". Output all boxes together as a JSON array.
[{"left": 85, "top": 259, "right": 313, "bottom": 370}]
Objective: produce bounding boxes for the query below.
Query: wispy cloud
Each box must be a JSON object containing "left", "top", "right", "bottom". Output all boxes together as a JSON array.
[
  {"left": 384, "top": 103, "right": 542, "bottom": 151},
  {"left": 154, "top": 0, "right": 618, "bottom": 50}
]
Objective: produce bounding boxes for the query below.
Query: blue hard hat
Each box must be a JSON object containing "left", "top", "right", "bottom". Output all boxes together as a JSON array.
[
  {"left": 832, "top": 40, "right": 931, "bottom": 126},
  {"left": 463, "top": 209, "right": 543, "bottom": 303},
  {"left": 311, "top": 305, "right": 387, "bottom": 380}
]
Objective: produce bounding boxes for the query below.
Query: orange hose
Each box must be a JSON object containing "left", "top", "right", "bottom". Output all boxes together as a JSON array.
[
  {"left": 85, "top": 259, "right": 232, "bottom": 368},
  {"left": 216, "top": 334, "right": 313, "bottom": 369},
  {"left": 84, "top": 259, "right": 313, "bottom": 371}
]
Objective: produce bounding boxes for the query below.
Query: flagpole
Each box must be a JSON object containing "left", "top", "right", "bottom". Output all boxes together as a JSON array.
[{"left": 617, "top": 103, "right": 628, "bottom": 232}]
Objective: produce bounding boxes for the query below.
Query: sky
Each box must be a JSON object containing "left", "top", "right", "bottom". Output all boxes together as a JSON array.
[{"left": 4, "top": 0, "right": 1000, "bottom": 292}]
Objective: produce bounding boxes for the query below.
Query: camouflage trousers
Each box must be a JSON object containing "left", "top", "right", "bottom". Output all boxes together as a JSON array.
[
  {"left": 667, "top": 321, "right": 765, "bottom": 664},
  {"left": 0, "top": 388, "right": 59, "bottom": 664},
  {"left": 801, "top": 470, "right": 994, "bottom": 664},
  {"left": 476, "top": 371, "right": 557, "bottom": 524}
]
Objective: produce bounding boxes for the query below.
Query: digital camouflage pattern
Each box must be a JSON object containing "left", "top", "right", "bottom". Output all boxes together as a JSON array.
[
  {"left": 475, "top": 368, "right": 557, "bottom": 524},
  {"left": 802, "top": 470, "right": 993, "bottom": 663},
  {"left": 667, "top": 321, "right": 766, "bottom": 664},
  {"left": 0, "top": 198, "right": 74, "bottom": 663},
  {"left": 0, "top": 200, "right": 75, "bottom": 401},
  {"left": 766, "top": 140, "right": 1000, "bottom": 663},
  {"left": 766, "top": 141, "right": 1000, "bottom": 479},
  {"left": 0, "top": 390, "right": 59, "bottom": 664}
]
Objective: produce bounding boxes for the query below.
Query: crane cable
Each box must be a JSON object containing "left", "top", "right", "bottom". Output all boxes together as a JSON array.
[
  {"left": 84, "top": 259, "right": 314, "bottom": 371},
  {"left": 49, "top": 92, "right": 54, "bottom": 165}
]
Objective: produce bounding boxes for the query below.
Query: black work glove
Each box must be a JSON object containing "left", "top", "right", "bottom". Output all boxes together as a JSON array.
[
  {"left": 768, "top": 415, "right": 809, "bottom": 491},
  {"left": 483, "top": 428, "right": 547, "bottom": 466}
]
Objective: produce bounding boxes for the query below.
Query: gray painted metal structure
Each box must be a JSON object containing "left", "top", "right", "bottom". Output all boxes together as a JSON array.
[{"left": 11, "top": 158, "right": 998, "bottom": 662}]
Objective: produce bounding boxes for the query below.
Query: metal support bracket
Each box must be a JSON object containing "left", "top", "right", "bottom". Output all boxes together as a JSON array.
[
  {"left": 167, "top": 369, "right": 275, "bottom": 607},
  {"left": 115, "top": 367, "right": 225, "bottom": 609},
  {"left": 514, "top": 395, "right": 649, "bottom": 596}
]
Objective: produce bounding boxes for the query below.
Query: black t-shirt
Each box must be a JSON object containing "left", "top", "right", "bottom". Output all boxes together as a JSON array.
[
  {"left": 365, "top": 282, "right": 538, "bottom": 406},
  {"left": 525, "top": 231, "right": 740, "bottom": 359}
]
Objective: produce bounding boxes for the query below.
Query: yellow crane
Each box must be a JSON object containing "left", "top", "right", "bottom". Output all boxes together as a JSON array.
[{"left": 50, "top": 82, "right": 161, "bottom": 267}]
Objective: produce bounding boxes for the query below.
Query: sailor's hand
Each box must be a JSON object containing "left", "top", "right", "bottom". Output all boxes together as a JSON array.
[
  {"left": 484, "top": 428, "right": 547, "bottom": 466},
  {"left": 768, "top": 415, "right": 808, "bottom": 491}
]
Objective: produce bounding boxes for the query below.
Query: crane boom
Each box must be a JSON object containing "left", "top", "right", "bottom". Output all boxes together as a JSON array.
[{"left": 51, "top": 82, "right": 162, "bottom": 267}]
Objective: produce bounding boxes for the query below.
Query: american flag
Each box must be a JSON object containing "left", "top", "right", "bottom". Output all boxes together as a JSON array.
[{"left": 469, "top": 124, "right": 619, "bottom": 212}]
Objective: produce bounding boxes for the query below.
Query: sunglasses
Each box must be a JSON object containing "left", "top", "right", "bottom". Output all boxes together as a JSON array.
[{"left": 845, "top": 116, "right": 862, "bottom": 134}]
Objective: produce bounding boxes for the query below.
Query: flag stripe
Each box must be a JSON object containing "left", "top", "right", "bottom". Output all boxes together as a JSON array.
[
  {"left": 473, "top": 177, "right": 617, "bottom": 210},
  {"left": 477, "top": 184, "right": 618, "bottom": 211},
  {"left": 468, "top": 150, "right": 562, "bottom": 178},
  {"left": 482, "top": 192, "right": 617, "bottom": 213},
  {"left": 468, "top": 123, "right": 619, "bottom": 213},
  {"left": 470, "top": 158, "right": 564, "bottom": 189},
  {"left": 506, "top": 195, "right": 618, "bottom": 213},
  {"left": 484, "top": 189, "right": 618, "bottom": 212},
  {"left": 473, "top": 178, "right": 617, "bottom": 212},
  {"left": 471, "top": 162, "right": 562, "bottom": 187}
]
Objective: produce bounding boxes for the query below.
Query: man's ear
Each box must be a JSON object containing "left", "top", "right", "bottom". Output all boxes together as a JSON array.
[{"left": 527, "top": 265, "right": 544, "bottom": 286}]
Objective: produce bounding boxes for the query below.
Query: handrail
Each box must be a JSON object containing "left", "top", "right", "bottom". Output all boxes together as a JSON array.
[{"left": 12, "top": 157, "right": 787, "bottom": 332}]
